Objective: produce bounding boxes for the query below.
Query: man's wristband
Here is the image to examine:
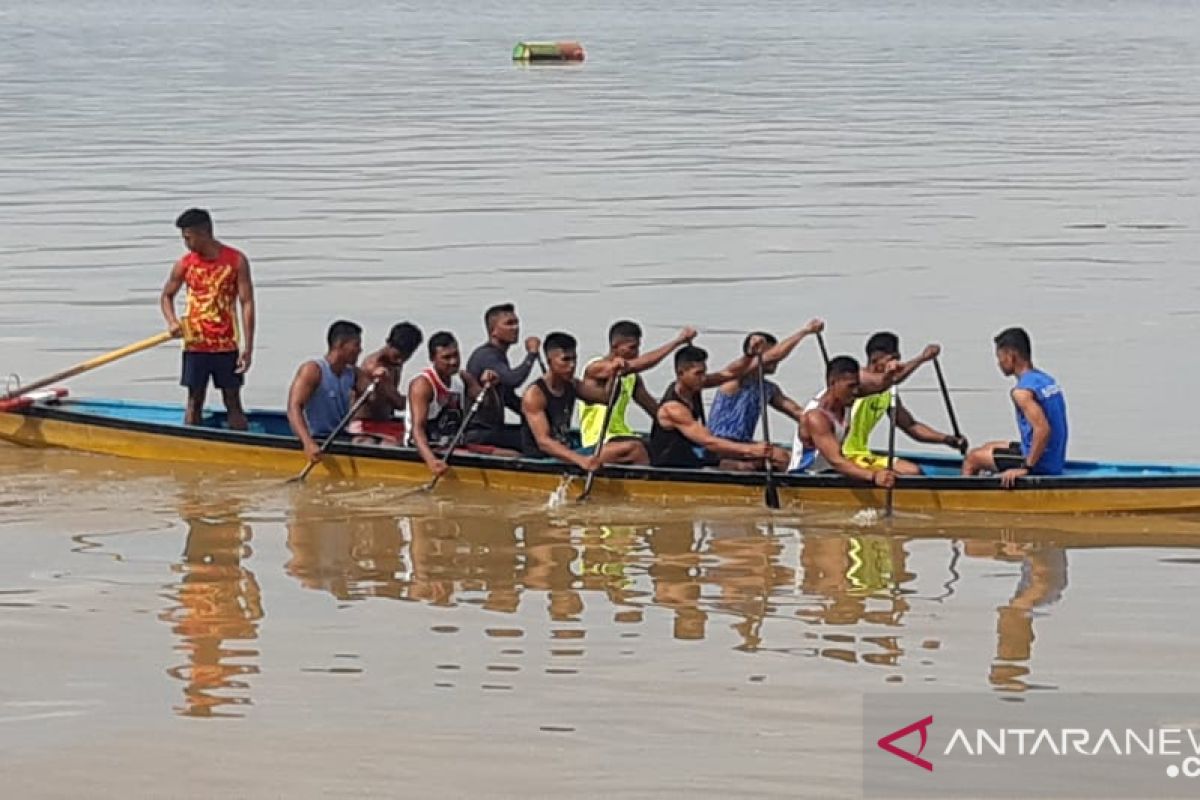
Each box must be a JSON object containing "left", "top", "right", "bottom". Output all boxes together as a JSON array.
[{"left": 1021, "top": 459, "right": 1034, "bottom": 471}]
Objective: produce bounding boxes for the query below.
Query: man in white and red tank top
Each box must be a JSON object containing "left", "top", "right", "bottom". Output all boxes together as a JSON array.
[
  {"left": 160, "top": 208, "right": 256, "bottom": 430},
  {"left": 794, "top": 356, "right": 896, "bottom": 489},
  {"left": 407, "top": 332, "right": 499, "bottom": 479}
]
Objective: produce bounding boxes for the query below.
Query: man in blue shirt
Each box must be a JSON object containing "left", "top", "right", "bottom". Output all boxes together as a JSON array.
[{"left": 963, "top": 327, "right": 1068, "bottom": 488}]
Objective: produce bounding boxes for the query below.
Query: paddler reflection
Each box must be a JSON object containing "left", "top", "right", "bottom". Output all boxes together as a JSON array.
[
  {"left": 285, "top": 507, "right": 523, "bottom": 611},
  {"left": 702, "top": 520, "right": 797, "bottom": 650},
  {"left": 963, "top": 540, "right": 1068, "bottom": 691},
  {"left": 797, "top": 532, "right": 913, "bottom": 665},
  {"left": 159, "top": 493, "right": 263, "bottom": 718}
]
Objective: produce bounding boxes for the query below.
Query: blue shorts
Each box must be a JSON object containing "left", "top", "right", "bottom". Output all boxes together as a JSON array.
[{"left": 181, "top": 350, "right": 243, "bottom": 392}]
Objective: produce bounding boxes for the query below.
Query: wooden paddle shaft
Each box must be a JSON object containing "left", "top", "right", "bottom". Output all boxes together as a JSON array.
[{"left": 3, "top": 331, "right": 174, "bottom": 401}]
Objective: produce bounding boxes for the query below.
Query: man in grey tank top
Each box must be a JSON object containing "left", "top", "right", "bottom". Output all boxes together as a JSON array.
[{"left": 287, "top": 320, "right": 382, "bottom": 466}]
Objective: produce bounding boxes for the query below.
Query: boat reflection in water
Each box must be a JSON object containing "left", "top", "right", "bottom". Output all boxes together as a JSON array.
[
  {"left": 275, "top": 500, "right": 1114, "bottom": 690},
  {"left": 142, "top": 483, "right": 1200, "bottom": 719}
]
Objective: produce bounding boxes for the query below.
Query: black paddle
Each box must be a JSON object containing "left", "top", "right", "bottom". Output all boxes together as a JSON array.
[
  {"left": 756, "top": 356, "right": 781, "bottom": 509},
  {"left": 423, "top": 386, "right": 491, "bottom": 493},
  {"left": 578, "top": 370, "right": 622, "bottom": 502},
  {"left": 290, "top": 377, "right": 381, "bottom": 484},
  {"left": 933, "top": 356, "right": 966, "bottom": 455},
  {"left": 816, "top": 331, "right": 831, "bottom": 369},
  {"left": 884, "top": 384, "right": 899, "bottom": 517}
]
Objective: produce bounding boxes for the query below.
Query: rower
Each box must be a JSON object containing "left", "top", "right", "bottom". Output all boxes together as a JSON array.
[
  {"left": 578, "top": 321, "right": 697, "bottom": 451},
  {"left": 160, "top": 208, "right": 256, "bottom": 430},
  {"left": 790, "top": 356, "right": 896, "bottom": 489},
  {"left": 707, "top": 319, "right": 824, "bottom": 446},
  {"left": 464, "top": 303, "right": 541, "bottom": 452},
  {"left": 349, "top": 321, "right": 423, "bottom": 446},
  {"left": 648, "top": 344, "right": 783, "bottom": 470},
  {"left": 287, "top": 320, "right": 377, "bottom": 466},
  {"left": 962, "top": 327, "right": 1068, "bottom": 487},
  {"left": 521, "top": 332, "right": 649, "bottom": 469},
  {"left": 843, "top": 332, "right": 965, "bottom": 475},
  {"left": 407, "top": 332, "right": 499, "bottom": 479}
]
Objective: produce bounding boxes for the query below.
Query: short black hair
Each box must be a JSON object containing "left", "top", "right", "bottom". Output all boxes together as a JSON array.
[
  {"left": 428, "top": 331, "right": 458, "bottom": 358},
  {"left": 484, "top": 303, "right": 516, "bottom": 332},
  {"left": 742, "top": 331, "right": 778, "bottom": 356},
  {"left": 994, "top": 327, "right": 1032, "bottom": 360},
  {"left": 865, "top": 331, "right": 900, "bottom": 359},
  {"left": 386, "top": 322, "right": 423, "bottom": 358},
  {"left": 544, "top": 331, "right": 577, "bottom": 355},
  {"left": 327, "top": 320, "right": 363, "bottom": 348},
  {"left": 675, "top": 345, "right": 708, "bottom": 371},
  {"left": 827, "top": 355, "right": 860, "bottom": 382},
  {"left": 608, "top": 320, "right": 642, "bottom": 343},
  {"left": 175, "top": 208, "right": 212, "bottom": 232}
]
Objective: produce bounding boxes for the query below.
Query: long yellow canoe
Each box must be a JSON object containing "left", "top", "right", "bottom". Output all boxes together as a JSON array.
[{"left": 4, "top": 397, "right": 1200, "bottom": 515}]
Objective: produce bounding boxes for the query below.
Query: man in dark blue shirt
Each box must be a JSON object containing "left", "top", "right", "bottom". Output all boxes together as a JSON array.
[{"left": 464, "top": 302, "right": 541, "bottom": 452}]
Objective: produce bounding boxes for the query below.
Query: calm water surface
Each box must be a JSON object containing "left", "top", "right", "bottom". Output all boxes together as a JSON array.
[{"left": 2, "top": 0, "right": 1199, "bottom": 796}]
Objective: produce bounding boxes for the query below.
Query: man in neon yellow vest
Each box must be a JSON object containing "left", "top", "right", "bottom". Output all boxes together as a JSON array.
[
  {"left": 578, "top": 322, "right": 697, "bottom": 450},
  {"left": 843, "top": 332, "right": 966, "bottom": 474}
]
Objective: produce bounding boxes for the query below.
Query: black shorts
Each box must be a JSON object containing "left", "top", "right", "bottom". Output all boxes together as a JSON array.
[
  {"left": 181, "top": 351, "right": 243, "bottom": 392},
  {"left": 464, "top": 426, "right": 523, "bottom": 451},
  {"left": 993, "top": 441, "right": 1024, "bottom": 471}
]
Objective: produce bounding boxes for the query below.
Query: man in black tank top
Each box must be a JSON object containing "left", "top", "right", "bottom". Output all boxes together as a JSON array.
[
  {"left": 649, "top": 344, "right": 789, "bottom": 470},
  {"left": 521, "top": 332, "right": 650, "bottom": 470}
]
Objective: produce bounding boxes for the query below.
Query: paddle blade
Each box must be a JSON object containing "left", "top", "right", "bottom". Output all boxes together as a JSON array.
[{"left": 765, "top": 483, "right": 780, "bottom": 510}]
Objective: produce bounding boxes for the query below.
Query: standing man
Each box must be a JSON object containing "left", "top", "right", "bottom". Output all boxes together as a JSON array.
[
  {"left": 962, "top": 327, "right": 1068, "bottom": 487},
  {"left": 160, "top": 208, "right": 256, "bottom": 430},
  {"left": 464, "top": 303, "right": 541, "bottom": 451},
  {"left": 349, "top": 321, "right": 423, "bottom": 446}
]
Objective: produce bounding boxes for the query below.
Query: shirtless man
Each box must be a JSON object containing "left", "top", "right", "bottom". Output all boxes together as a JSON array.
[{"left": 349, "top": 322, "right": 423, "bottom": 446}]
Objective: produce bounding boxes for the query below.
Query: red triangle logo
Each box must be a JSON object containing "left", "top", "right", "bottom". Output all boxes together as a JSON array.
[{"left": 877, "top": 715, "right": 934, "bottom": 772}]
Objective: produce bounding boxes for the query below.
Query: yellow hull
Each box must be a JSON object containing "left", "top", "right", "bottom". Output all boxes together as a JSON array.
[{"left": 5, "top": 407, "right": 1200, "bottom": 515}]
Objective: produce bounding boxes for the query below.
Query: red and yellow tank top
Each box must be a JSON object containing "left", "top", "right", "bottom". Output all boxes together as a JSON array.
[{"left": 182, "top": 245, "right": 243, "bottom": 353}]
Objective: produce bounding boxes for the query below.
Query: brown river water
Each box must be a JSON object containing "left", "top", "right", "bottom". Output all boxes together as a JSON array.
[{"left": 3, "top": 0, "right": 1200, "bottom": 797}]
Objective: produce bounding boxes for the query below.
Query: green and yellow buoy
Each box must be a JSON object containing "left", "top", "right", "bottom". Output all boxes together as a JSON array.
[{"left": 512, "top": 41, "right": 586, "bottom": 63}]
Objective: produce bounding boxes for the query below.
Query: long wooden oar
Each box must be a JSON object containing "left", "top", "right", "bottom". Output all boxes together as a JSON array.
[
  {"left": 2, "top": 331, "right": 174, "bottom": 401},
  {"left": 932, "top": 357, "right": 966, "bottom": 455},
  {"left": 884, "top": 384, "right": 899, "bottom": 518},
  {"left": 756, "top": 356, "right": 781, "bottom": 510},
  {"left": 290, "top": 377, "right": 381, "bottom": 484},
  {"left": 424, "top": 386, "right": 491, "bottom": 493},
  {"left": 578, "top": 371, "right": 622, "bottom": 503},
  {"left": 816, "top": 331, "right": 831, "bottom": 369}
]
